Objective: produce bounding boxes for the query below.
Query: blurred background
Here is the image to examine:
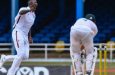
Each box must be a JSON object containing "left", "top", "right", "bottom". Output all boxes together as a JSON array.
[{"left": 0, "top": 0, "right": 115, "bottom": 75}]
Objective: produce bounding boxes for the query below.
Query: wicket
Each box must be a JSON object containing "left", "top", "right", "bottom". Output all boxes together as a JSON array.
[{"left": 99, "top": 44, "right": 107, "bottom": 75}]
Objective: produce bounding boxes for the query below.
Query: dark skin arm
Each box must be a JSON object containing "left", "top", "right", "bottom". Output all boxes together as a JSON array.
[
  {"left": 28, "top": 30, "right": 33, "bottom": 43},
  {"left": 81, "top": 45, "right": 85, "bottom": 50}
]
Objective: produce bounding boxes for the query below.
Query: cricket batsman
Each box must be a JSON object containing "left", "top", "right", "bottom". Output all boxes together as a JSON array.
[{"left": 70, "top": 14, "right": 98, "bottom": 75}]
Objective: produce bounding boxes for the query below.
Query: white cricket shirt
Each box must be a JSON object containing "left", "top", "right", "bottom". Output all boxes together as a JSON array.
[
  {"left": 72, "top": 18, "right": 98, "bottom": 36},
  {"left": 13, "top": 7, "right": 36, "bottom": 35}
]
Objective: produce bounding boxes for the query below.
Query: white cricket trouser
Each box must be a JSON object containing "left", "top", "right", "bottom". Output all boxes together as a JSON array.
[
  {"left": 7, "top": 28, "right": 30, "bottom": 75},
  {"left": 12, "top": 28, "right": 29, "bottom": 59},
  {"left": 70, "top": 26, "right": 94, "bottom": 72}
]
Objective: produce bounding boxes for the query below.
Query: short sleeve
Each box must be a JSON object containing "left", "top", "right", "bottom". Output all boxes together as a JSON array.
[{"left": 19, "top": 7, "right": 30, "bottom": 14}]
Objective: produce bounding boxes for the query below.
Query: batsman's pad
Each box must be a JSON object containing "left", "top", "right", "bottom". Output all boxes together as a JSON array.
[{"left": 90, "top": 47, "right": 98, "bottom": 75}]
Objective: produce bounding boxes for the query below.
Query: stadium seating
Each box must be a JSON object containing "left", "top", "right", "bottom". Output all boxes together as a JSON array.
[
  {"left": 85, "top": 0, "right": 115, "bottom": 43},
  {"left": 0, "top": 0, "right": 11, "bottom": 43},
  {"left": 0, "top": 0, "right": 114, "bottom": 43}
]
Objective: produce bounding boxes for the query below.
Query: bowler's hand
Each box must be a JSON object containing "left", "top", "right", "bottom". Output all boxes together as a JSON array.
[{"left": 29, "top": 37, "right": 33, "bottom": 43}]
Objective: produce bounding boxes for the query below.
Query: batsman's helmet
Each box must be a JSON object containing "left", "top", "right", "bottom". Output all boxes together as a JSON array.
[{"left": 85, "top": 14, "right": 96, "bottom": 22}]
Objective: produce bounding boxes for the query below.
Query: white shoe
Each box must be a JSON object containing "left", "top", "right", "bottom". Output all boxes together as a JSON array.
[
  {"left": 7, "top": 71, "right": 15, "bottom": 75},
  {"left": 0, "top": 67, "right": 7, "bottom": 73},
  {"left": 0, "top": 55, "right": 6, "bottom": 68},
  {"left": 7, "top": 73, "right": 14, "bottom": 75},
  {"left": 76, "top": 72, "right": 83, "bottom": 75}
]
